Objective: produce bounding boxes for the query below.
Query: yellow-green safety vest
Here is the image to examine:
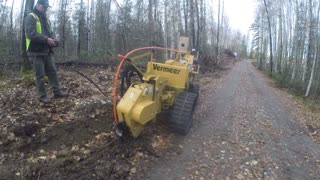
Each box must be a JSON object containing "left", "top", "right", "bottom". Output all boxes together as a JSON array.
[{"left": 26, "top": 13, "right": 42, "bottom": 51}]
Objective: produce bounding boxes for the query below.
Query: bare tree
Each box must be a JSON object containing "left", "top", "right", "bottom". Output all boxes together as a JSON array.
[
  {"left": 8, "top": 0, "right": 15, "bottom": 59},
  {"left": 251, "top": 0, "right": 320, "bottom": 97},
  {"left": 183, "top": 0, "right": 189, "bottom": 35},
  {"left": 0, "top": 0, "right": 247, "bottom": 71},
  {"left": 263, "top": 0, "right": 273, "bottom": 75},
  {"left": 216, "top": 0, "right": 221, "bottom": 59},
  {"left": 21, "top": 0, "right": 35, "bottom": 71},
  {"left": 188, "top": 0, "right": 195, "bottom": 48},
  {"left": 305, "top": 1, "right": 320, "bottom": 97}
]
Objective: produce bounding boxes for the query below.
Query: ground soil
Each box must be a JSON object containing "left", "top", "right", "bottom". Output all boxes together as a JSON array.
[
  {"left": 0, "top": 58, "right": 320, "bottom": 180},
  {"left": 144, "top": 60, "right": 320, "bottom": 179}
]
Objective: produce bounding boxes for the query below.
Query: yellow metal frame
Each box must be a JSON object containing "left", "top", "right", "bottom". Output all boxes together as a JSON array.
[{"left": 116, "top": 53, "right": 198, "bottom": 137}]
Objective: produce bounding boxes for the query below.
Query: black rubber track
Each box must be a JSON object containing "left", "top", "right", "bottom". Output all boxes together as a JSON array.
[
  {"left": 168, "top": 91, "right": 198, "bottom": 135},
  {"left": 189, "top": 82, "right": 200, "bottom": 95}
]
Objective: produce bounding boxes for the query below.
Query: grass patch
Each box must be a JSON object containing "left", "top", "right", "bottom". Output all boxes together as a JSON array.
[
  {"left": 268, "top": 72, "right": 320, "bottom": 112},
  {"left": 19, "top": 67, "right": 50, "bottom": 86},
  {"left": 272, "top": 73, "right": 306, "bottom": 95},
  {"left": 19, "top": 68, "right": 35, "bottom": 86},
  {"left": 273, "top": 74, "right": 287, "bottom": 86},
  {"left": 287, "top": 80, "right": 305, "bottom": 95},
  {"left": 303, "top": 97, "right": 320, "bottom": 112}
]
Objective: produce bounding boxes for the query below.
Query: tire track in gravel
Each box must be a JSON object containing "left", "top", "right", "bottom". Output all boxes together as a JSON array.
[{"left": 145, "top": 60, "right": 320, "bottom": 180}]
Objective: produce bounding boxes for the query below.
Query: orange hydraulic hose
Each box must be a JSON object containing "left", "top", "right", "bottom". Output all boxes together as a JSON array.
[{"left": 112, "top": 46, "right": 187, "bottom": 123}]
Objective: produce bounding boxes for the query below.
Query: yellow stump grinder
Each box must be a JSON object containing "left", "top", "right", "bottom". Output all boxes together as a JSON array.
[{"left": 113, "top": 37, "right": 200, "bottom": 138}]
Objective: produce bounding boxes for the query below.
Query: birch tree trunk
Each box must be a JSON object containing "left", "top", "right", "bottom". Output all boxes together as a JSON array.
[
  {"left": 190, "top": 0, "right": 195, "bottom": 48},
  {"left": 9, "top": 0, "right": 15, "bottom": 60},
  {"left": 263, "top": 0, "right": 273, "bottom": 75},
  {"left": 304, "top": 0, "right": 313, "bottom": 83},
  {"left": 183, "top": 0, "right": 189, "bottom": 35},
  {"left": 216, "top": 0, "right": 221, "bottom": 63},
  {"left": 21, "top": 0, "right": 35, "bottom": 71},
  {"left": 148, "top": 0, "right": 153, "bottom": 45},
  {"left": 195, "top": 0, "right": 200, "bottom": 50},
  {"left": 277, "top": 2, "right": 283, "bottom": 74},
  {"left": 305, "top": 1, "right": 320, "bottom": 97}
]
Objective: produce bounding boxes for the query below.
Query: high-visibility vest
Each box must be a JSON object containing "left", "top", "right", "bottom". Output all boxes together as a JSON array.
[{"left": 26, "top": 13, "right": 42, "bottom": 51}]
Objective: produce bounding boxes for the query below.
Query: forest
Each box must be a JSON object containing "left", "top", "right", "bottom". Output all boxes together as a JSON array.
[
  {"left": 0, "top": 0, "right": 247, "bottom": 66},
  {"left": 1, "top": 1, "right": 319, "bottom": 98},
  {"left": 251, "top": 0, "right": 320, "bottom": 98}
]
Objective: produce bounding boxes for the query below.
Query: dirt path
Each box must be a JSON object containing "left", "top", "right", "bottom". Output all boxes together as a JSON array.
[{"left": 145, "top": 60, "right": 320, "bottom": 179}]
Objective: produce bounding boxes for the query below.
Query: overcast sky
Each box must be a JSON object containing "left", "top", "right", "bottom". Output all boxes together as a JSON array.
[{"left": 212, "top": 0, "right": 257, "bottom": 34}]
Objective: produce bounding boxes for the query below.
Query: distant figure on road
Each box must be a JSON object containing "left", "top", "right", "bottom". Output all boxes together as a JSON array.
[{"left": 25, "top": 0, "right": 67, "bottom": 104}]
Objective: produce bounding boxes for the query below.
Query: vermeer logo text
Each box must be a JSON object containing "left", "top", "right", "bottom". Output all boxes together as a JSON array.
[{"left": 153, "top": 64, "right": 181, "bottom": 74}]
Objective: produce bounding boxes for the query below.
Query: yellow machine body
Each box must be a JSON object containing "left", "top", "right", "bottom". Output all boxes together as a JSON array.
[
  {"left": 117, "top": 83, "right": 160, "bottom": 137},
  {"left": 116, "top": 37, "right": 199, "bottom": 137},
  {"left": 117, "top": 59, "right": 192, "bottom": 137},
  {"left": 146, "top": 61, "right": 190, "bottom": 90}
]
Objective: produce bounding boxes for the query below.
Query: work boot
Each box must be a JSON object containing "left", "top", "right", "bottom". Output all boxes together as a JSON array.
[
  {"left": 39, "top": 96, "right": 51, "bottom": 104},
  {"left": 54, "top": 91, "right": 68, "bottom": 99}
]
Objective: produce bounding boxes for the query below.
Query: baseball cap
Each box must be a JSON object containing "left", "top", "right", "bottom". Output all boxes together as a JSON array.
[{"left": 37, "top": 0, "right": 51, "bottom": 7}]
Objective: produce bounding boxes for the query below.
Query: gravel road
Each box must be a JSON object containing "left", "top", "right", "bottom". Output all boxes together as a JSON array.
[{"left": 145, "top": 60, "right": 320, "bottom": 179}]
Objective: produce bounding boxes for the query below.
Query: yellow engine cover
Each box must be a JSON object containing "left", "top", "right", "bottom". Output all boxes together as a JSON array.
[
  {"left": 132, "top": 101, "right": 157, "bottom": 124},
  {"left": 117, "top": 83, "right": 160, "bottom": 137}
]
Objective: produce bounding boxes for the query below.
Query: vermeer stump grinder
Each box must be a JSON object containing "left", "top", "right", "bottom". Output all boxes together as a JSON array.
[{"left": 112, "top": 37, "right": 200, "bottom": 138}]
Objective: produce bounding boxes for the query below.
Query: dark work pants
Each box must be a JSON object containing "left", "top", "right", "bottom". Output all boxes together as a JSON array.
[{"left": 29, "top": 55, "right": 61, "bottom": 98}]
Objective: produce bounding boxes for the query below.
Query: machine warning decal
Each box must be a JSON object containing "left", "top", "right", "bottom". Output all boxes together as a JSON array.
[{"left": 153, "top": 64, "right": 181, "bottom": 74}]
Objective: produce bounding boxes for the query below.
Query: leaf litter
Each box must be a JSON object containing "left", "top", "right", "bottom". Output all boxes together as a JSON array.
[
  {"left": 0, "top": 65, "right": 179, "bottom": 179},
  {"left": 0, "top": 58, "right": 244, "bottom": 179}
]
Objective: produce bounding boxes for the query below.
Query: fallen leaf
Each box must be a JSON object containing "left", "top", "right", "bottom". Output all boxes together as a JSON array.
[{"left": 130, "top": 167, "right": 137, "bottom": 174}]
